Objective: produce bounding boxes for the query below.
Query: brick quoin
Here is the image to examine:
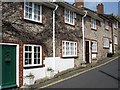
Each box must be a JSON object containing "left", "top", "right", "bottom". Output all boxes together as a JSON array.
[{"left": 19, "top": 42, "right": 23, "bottom": 87}]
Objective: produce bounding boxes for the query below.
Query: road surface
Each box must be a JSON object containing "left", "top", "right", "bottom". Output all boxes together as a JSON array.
[{"left": 47, "top": 57, "right": 120, "bottom": 88}]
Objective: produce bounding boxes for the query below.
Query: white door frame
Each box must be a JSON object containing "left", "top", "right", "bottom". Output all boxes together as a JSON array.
[{"left": 0, "top": 43, "right": 19, "bottom": 87}]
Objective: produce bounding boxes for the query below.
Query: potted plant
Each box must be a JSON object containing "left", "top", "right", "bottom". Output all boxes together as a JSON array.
[
  {"left": 46, "top": 67, "right": 54, "bottom": 78},
  {"left": 25, "top": 73, "right": 35, "bottom": 85}
]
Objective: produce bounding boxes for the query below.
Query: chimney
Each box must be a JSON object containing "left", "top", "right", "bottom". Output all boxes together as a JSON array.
[
  {"left": 97, "top": 3, "right": 104, "bottom": 14},
  {"left": 75, "top": 0, "right": 84, "bottom": 8}
]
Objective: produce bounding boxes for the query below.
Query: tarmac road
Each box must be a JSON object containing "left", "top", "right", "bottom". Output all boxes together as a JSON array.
[{"left": 47, "top": 57, "right": 120, "bottom": 88}]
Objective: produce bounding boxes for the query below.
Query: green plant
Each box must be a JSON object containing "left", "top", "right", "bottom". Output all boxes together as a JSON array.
[
  {"left": 47, "top": 67, "right": 54, "bottom": 72},
  {"left": 113, "top": 50, "right": 120, "bottom": 57},
  {"left": 25, "top": 73, "right": 34, "bottom": 78}
]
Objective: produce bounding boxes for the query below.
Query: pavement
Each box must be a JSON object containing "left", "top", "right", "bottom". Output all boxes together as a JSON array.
[{"left": 21, "top": 56, "right": 120, "bottom": 89}]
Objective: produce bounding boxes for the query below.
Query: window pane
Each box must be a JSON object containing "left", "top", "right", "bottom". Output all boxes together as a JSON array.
[
  {"left": 25, "top": 59, "right": 28, "bottom": 65},
  {"left": 38, "top": 53, "right": 40, "bottom": 58},
  {"left": 25, "top": 7, "right": 28, "bottom": 12},
  {"left": 34, "top": 59, "right": 37, "bottom": 64},
  {"left": 25, "top": 46, "right": 28, "bottom": 51},
  {"left": 29, "top": 2, "right": 32, "bottom": 7},
  {"left": 38, "top": 59, "right": 40, "bottom": 64},
  {"left": 29, "top": 46, "right": 32, "bottom": 51},
  {"left": 29, "top": 59, "right": 32, "bottom": 64},
  {"left": 25, "top": 53, "right": 29, "bottom": 58},
  {"left": 29, "top": 8, "right": 32, "bottom": 14}
]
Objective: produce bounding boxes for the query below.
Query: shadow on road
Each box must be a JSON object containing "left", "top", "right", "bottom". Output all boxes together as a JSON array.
[{"left": 99, "top": 70, "right": 120, "bottom": 82}]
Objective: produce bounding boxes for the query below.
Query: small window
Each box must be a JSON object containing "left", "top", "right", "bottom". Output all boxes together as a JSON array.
[
  {"left": 105, "top": 21, "right": 109, "bottom": 30},
  {"left": 103, "top": 37, "right": 109, "bottom": 48},
  {"left": 24, "top": 45, "right": 42, "bottom": 67},
  {"left": 91, "top": 41, "right": 97, "bottom": 53},
  {"left": 62, "top": 41, "right": 77, "bottom": 57},
  {"left": 91, "top": 18, "right": 96, "bottom": 30},
  {"left": 64, "top": 9, "right": 75, "bottom": 25},
  {"left": 24, "top": 1, "right": 42, "bottom": 23},
  {"left": 114, "top": 36, "right": 118, "bottom": 45}
]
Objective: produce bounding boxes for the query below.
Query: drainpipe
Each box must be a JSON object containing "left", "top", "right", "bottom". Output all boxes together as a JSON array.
[
  {"left": 82, "top": 10, "right": 87, "bottom": 62},
  {"left": 52, "top": 4, "right": 58, "bottom": 71}
]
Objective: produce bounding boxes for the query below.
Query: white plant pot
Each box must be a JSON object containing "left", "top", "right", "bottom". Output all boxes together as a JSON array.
[
  {"left": 46, "top": 71, "right": 54, "bottom": 78},
  {"left": 25, "top": 76, "right": 35, "bottom": 85}
]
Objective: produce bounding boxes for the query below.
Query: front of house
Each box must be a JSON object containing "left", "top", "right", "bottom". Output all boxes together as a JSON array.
[{"left": 0, "top": 1, "right": 119, "bottom": 89}]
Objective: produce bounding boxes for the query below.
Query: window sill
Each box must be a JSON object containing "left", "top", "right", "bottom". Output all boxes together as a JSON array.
[
  {"left": 103, "top": 47, "right": 109, "bottom": 49},
  {"left": 91, "top": 28, "right": 97, "bottom": 31},
  {"left": 105, "top": 28, "right": 109, "bottom": 31},
  {"left": 24, "top": 18, "right": 42, "bottom": 25},
  {"left": 62, "top": 56, "right": 78, "bottom": 58},
  {"left": 24, "top": 65, "right": 43, "bottom": 69},
  {"left": 65, "top": 22, "right": 75, "bottom": 27},
  {"left": 92, "top": 52, "right": 98, "bottom": 54}
]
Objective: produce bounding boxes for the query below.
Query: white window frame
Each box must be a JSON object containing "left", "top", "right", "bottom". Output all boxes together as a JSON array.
[
  {"left": 62, "top": 41, "right": 77, "bottom": 57},
  {"left": 23, "top": 44, "right": 42, "bottom": 67},
  {"left": 91, "top": 41, "right": 97, "bottom": 53},
  {"left": 64, "top": 9, "right": 75, "bottom": 25},
  {"left": 103, "top": 37, "right": 109, "bottom": 48},
  {"left": 114, "top": 21, "right": 118, "bottom": 29},
  {"left": 114, "top": 36, "right": 118, "bottom": 45},
  {"left": 24, "top": 1, "right": 42, "bottom": 23},
  {"left": 91, "top": 18, "right": 96, "bottom": 29},
  {"left": 105, "top": 21, "right": 109, "bottom": 30}
]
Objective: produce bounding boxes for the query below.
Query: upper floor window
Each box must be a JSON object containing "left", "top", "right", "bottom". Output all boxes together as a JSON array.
[
  {"left": 114, "top": 36, "right": 118, "bottom": 45},
  {"left": 24, "top": 1, "right": 42, "bottom": 23},
  {"left": 91, "top": 18, "right": 96, "bottom": 30},
  {"left": 114, "top": 21, "right": 118, "bottom": 29},
  {"left": 105, "top": 21, "right": 109, "bottom": 30},
  {"left": 103, "top": 37, "right": 109, "bottom": 48},
  {"left": 24, "top": 44, "right": 42, "bottom": 67},
  {"left": 62, "top": 41, "right": 77, "bottom": 57},
  {"left": 91, "top": 41, "right": 97, "bottom": 53},
  {"left": 64, "top": 9, "right": 75, "bottom": 25}
]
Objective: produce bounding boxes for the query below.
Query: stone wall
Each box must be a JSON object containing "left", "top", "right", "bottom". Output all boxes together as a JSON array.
[{"left": 84, "top": 14, "right": 112, "bottom": 61}]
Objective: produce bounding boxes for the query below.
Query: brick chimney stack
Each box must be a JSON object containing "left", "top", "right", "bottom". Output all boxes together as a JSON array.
[
  {"left": 75, "top": 0, "right": 84, "bottom": 8},
  {"left": 97, "top": 3, "right": 104, "bottom": 14}
]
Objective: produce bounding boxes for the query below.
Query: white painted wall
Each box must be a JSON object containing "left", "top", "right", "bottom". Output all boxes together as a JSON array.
[
  {"left": 23, "top": 57, "right": 74, "bottom": 85},
  {"left": 45, "top": 57, "right": 74, "bottom": 74},
  {"left": 92, "top": 54, "right": 96, "bottom": 59},
  {"left": 23, "top": 68, "right": 46, "bottom": 85}
]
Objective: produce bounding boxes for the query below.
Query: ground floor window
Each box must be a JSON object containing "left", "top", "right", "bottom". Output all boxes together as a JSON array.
[
  {"left": 114, "top": 36, "right": 118, "bottom": 45},
  {"left": 91, "top": 41, "right": 97, "bottom": 53},
  {"left": 103, "top": 37, "right": 109, "bottom": 48},
  {"left": 62, "top": 41, "right": 77, "bottom": 57},
  {"left": 24, "top": 44, "right": 42, "bottom": 67}
]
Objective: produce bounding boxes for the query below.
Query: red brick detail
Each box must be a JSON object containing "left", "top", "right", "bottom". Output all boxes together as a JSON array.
[
  {"left": 19, "top": 42, "right": 23, "bottom": 87},
  {"left": 0, "top": 40, "right": 19, "bottom": 44},
  {"left": 75, "top": 0, "right": 84, "bottom": 8},
  {"left": 42, "top": 48, "right": 45, "bottom": 67}
]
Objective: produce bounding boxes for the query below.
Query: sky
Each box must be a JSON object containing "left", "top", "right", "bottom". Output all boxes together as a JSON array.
[{"left": 65, "top": 0, "right": 119, "bottom": 16}]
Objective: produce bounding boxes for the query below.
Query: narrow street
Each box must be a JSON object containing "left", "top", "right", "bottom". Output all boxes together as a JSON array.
[{"left": 44, "top": 57, "right": 120, "bottom": 88}]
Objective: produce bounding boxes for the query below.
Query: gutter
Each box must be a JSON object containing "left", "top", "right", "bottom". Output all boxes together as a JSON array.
[
  {"left": 82, "top": 10, "right": 87, "bottom": 62},
  {"left": 52, "top": 3, "right": 58, "bottom": 71}
]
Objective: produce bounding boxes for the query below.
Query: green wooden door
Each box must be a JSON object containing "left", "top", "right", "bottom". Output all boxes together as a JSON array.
[{"left": 1, "top": 45, "right": 17, "bottom": 89}]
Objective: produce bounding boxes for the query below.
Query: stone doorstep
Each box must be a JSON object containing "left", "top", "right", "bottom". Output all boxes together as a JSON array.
[{"left": 21, "top": 56, "right": 119, "bottom": 89}]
